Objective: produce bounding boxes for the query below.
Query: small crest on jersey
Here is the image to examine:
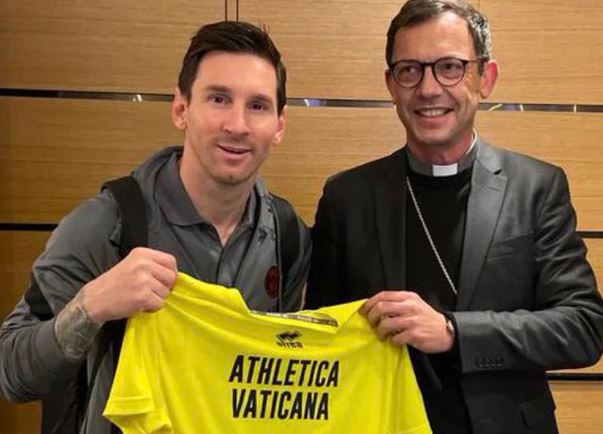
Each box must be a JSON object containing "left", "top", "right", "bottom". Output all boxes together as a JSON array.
[
  {"left": 276, "top": 330, "right": 303, "bottom": 348},
  {"left": 265, "top": 265, "right": 279, "bottom": 299}
]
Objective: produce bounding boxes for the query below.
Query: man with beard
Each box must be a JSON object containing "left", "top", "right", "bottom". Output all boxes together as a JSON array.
[{"left": 0, "top": 21, "right": 310, "bottom": 434}]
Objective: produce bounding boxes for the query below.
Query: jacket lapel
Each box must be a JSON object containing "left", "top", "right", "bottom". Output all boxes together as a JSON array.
[
  {"left": 373, "top": 149, "right": 408, "bottom": 290},
  {"left": 457, "top": 140, "right": 507, "bottom": 309}
]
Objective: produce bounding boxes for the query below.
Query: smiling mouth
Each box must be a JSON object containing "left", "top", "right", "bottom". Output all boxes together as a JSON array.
[
  {"left": 415, "top": 108, "right": 452, "bottom": 118},
  {"left": 218, "top": 145, "right": 250, "bottom": 155}
]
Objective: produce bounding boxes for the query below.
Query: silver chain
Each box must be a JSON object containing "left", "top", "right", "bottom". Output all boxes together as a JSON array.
[{"left": 406, "top": 177, "right": 458, "bottom": 295}]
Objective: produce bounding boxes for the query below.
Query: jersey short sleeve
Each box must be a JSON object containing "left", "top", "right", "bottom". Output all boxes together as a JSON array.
[{"left": 104, "top": 313, "right": 171, "bottom": 433}]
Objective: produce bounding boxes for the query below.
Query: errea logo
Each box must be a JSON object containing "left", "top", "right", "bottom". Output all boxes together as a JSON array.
[{"left": 276, "top": 331, "right": 303, "bottom": 348}]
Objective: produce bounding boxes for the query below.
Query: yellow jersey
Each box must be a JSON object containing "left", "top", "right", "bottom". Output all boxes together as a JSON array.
[{"left": 104, "top": 273, "right": 431, "bottom": 434}]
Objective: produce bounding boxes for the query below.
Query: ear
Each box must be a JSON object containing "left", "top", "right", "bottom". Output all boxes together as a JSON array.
[
  {"left": 384, "top": 68, "right": 397, "bottom": 103},
  {"left": 479, "top": 59, "right": 499, "bottom": 99},
  {"left": 273, "top": 105, "right": 288, "bottom": 146},
  {"left": 171, "top": 86, "right": 188, "bottom": 130}
]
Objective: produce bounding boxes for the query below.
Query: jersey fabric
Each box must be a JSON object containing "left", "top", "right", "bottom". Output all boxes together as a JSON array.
[{"left": 104, "top": 273, "right": 431, "bottom": 434}]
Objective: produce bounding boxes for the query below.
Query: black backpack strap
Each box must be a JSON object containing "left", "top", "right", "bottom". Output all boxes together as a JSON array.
[
  {"left": 271, "top": 194, "right": 300, "bottom": 312},
  {"left": 81, "top": 176, "right": 148, "bottom": 433},
  {"left": 103, "top": 176, "right": 149, "bottom": 257}
]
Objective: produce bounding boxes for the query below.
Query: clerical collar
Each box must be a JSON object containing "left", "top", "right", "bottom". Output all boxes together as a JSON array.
[{"left": 406, "top": 133, "right": 478, "bottom": 177}]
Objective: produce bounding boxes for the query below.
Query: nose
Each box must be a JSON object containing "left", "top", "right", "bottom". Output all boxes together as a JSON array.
[
  {"left": 223, "top": 103, "right": 251, "bottom": 137},
  {"left": 417, "top": 65, "right": 443, "bottom": 98}
]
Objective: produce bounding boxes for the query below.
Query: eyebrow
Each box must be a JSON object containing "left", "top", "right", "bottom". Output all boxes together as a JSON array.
[
  {"left": 203, "top": 85, "right": 275, "bottom": 106},
  {"left": 203, "top": 85, "right": 231, "bottom": 94}
]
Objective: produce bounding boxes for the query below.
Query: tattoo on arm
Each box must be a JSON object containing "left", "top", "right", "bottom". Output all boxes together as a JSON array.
[{"left": 54, "top": 290, "right": 102, "bottom": 361}]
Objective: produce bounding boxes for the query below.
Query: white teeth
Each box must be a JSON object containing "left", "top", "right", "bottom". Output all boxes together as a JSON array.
[{"left": 418, "top": 108, "right": 448, "bottom": 117}]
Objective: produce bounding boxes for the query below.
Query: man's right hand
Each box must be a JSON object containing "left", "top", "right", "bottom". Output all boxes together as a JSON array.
[{"left": 81, "top": 247, "right": 178, "bottom": 324}]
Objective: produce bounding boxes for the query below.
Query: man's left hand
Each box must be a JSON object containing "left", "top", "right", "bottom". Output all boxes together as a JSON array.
[{"left": 360, "top": 290, "right": 454, "bottom": 353}]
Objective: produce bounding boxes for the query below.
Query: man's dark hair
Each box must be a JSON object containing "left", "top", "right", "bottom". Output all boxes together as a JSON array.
[
  {"left": 177, "top": 21, "right": 287, "bottom": 115},
  {"left": 385, "top": 0, "right": 492, "bottom": 73}
]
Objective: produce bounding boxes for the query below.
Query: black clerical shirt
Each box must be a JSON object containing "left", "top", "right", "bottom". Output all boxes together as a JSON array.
[{"left": 406, "top": 165, "right": 473, "bottom": 434}]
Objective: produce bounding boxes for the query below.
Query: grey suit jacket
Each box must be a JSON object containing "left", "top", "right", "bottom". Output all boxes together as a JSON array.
[{"left": 307, "top": 139, "right": 603, "bottom": 434}]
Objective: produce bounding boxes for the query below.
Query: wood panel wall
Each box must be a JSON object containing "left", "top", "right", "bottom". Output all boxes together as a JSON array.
[
  {"left": 0, "top": 1, "right": 225, "bottom": 92},
  {"left": 552, "top": 382, "right": 603, "bottom": 434},
  {"left": 481, "top": 0, "right": 603, "bottom": 104},
  {"left": 1, "top": 0, "right": 601, "bottom": 433},
  {"left": 0, "top": 97, "right": 180, "bottom": 223}
]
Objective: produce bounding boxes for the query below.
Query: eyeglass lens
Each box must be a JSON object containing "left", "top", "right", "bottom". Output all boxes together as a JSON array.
[{"left": 393, "top": 58, "right": 467, "bottom": 88}]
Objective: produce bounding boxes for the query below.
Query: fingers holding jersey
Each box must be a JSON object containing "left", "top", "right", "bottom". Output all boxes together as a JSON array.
[
  {"left": 146, "top": 254, "right": 178, "bottom": 298},
  {"left": 81, "top": 247, "right": 178, "bottom": 323},
  {"left": 361, "top": 290, "right": 420, "bottom": 326},
  {"left": 360, "top": 290, "right": 454, "bottom": 353}
]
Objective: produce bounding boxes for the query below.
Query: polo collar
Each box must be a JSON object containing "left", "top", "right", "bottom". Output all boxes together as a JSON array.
[{"left": 155, "top": 152, "right": 256, "bottom": 227}]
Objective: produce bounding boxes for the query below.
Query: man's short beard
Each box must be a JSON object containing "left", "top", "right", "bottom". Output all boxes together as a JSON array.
[{"left": 215, "top": 172, "right": 254, "bottom": 188}]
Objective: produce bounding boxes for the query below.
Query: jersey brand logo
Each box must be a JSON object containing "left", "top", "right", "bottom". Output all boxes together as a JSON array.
[{"left": 276, "top": 331, "right": 303, "bottom": 348}]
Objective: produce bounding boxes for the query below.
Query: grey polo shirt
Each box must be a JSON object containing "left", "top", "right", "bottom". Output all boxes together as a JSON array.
[
  {"left": 0, "top": 145, "right": 310, "bottom": 434},
  {"left": 153, "top": 153, "right": 257, "bottom": 288}
]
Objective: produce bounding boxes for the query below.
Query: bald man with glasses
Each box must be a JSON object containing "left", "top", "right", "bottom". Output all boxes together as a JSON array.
[{"left": 306, "top": 1, "right": 603, "bottom": 433}]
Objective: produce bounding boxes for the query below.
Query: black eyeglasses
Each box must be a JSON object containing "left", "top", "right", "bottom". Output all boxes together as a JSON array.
[{"left": 389, "top": 57, "right": 484, "bottom": 88}]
